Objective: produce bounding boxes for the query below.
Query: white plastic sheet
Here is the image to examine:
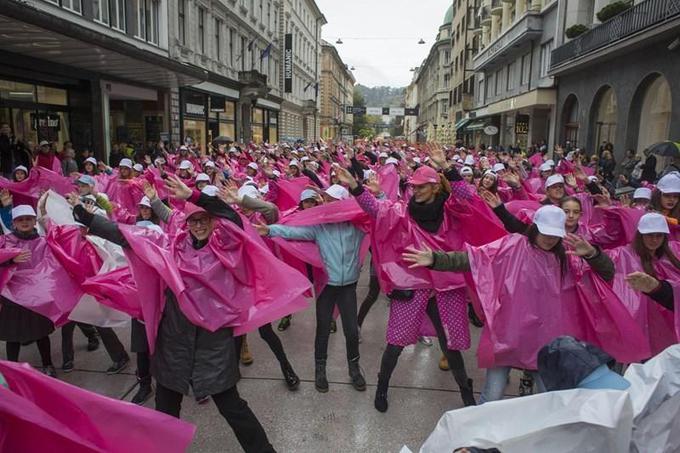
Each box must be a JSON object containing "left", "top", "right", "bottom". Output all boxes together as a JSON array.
[{"left": 412, "top": 390, "right": 633, "bottom": 453}]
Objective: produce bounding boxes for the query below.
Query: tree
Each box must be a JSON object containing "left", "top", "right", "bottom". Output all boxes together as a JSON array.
[{"left": 352, "top": 88, "right": 368, "bottom": 137}]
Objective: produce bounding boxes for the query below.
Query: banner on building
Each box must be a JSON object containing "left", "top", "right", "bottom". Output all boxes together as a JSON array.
[
  {"left": 389, "top": 107, "right": 405, "bottom": 116},
  {"left": 366, "top": 107, "right": 382, "bottom": 115},
  {"left": 284, "top": 34, "right": 293, "bottom": 93},
  {"left": 404, "top": 107, "right": 419, "bottom": 116}
]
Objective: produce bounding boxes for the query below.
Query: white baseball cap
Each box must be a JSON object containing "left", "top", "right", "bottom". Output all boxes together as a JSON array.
[
  {"left": 84, "top": 157, "right": 97, "bottom": 166},
  {"left": 119, "top": 158, "right": 133, "bottom": 168},
  {"left": 637, "top": 212, "right": 670, "bottom": 234},
  {"left": 201, "top": 185, "right": 220, "bottom": 197},
  {"left": 385, "top": 157, "right": 399, "bottom": 166},
  {"left": 492, "top": 163, "right": 506, "bottom": 173},
  {"left": 656, "top": 172, "right": 680, "bottom": 194},
  {"left": 633, "top": 187, "right": 652, "bottom": 200},
  {"left": 13, "top": 165, "right": 28, "bottom": 174},
  {"left": 460, "top": 167, "right": 473, "bottom": 176},
  {"left": 464, "top": 156, "right": 475, "bottom": 165},
  {"left": 139, "top": 196, "right": 152, "bottom": 208},
  {"left": 412, "top": 157, "right": 421, "bottom": 164},
  {"left": 379, "top": 152, "right": 389, "bottom": 158},
  {"left": 39, "top": 140, "right": 49, "bottom": 147},
  {"left": 453, "top": 154, "right": 461, "bottom": 161},
  {"left": 539, "top": 162, "right": 553, "bottom": 172},
  {"left": 133, "top": 164, "right": 144, "bottom": 172},
  {"left": 247, "top": 162, "right": 259, "bottom": 171},
  {"left": 545, "top": 173, "right": 565, "bottom": 190},
  {"left": 534, "top": 205, "right": 567, "bottom": 238},
  {"left": 300, "top": 189, "right": 318, "bottom": 202},
  {"left": 362, "top": 169, "right": 376, "bottom": 181},
  {"left": 237, "top": 184, "right": 260, "bottom": 199},
  {"left": 324, "top": 184, "right": 350, "bottom": 200},
  {"left": 545, "top": 159, "right": 555, "bottom": 167},
  {"left": 203, "top": 160, "right": 216, "bottom": 168},
  {"left": 195, "top": 173, "right": 210, "bottom": 183},
  {"left": 12, "top": 205, "right": 37, "bottom": 220},
  {"left": 300, "top": 156, "right": 310, "bottom": 162},
  {"left": 178, "top": 160, "right": 192, "bottom": 170},
  {"left": 272, "top": 169, "right": 281, "bottom": 178},
  {"left": 289, "top": 159, "right": 300, "bottom": 168},
  {"left": 482, "top": 170, "right": 497, "bottom": 180}
]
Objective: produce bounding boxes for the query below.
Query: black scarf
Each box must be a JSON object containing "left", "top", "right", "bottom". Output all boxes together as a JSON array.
[
  {"left": 408, "top": 192, "right": 449, "bottom": 233},
  {"left": 12, "top": 229, "right": 39, "bottom": 240}
]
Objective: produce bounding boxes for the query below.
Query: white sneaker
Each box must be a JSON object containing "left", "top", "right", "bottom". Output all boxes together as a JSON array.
[{"left": 418, "top": 336, "right": 433, "bottom": 346}]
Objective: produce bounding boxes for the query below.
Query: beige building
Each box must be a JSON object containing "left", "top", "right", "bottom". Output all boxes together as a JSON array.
[
  {"left": 403, "top": 73, "right": 419, "bottom": 143},
  {"left": 450, "top": 0, "right": 479, "bottom": 142},
  {"left": 319, "top": 41, "right": 355, "bottom": 142}
]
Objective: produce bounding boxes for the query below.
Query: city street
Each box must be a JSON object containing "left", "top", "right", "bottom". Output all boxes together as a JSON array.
[{"left": 0, "top": 264, "right": 522, "bottom": 453}]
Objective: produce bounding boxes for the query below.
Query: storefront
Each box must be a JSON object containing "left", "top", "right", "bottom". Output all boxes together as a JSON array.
[
  {"left": 105, "top": 82, "right": 168, "bottom": 149},
  {"left": 253, "top": 99, "right": 280, "bottom": 144},
  {"left": 180, "top": 88, "right": 237, "bottom": 148}
]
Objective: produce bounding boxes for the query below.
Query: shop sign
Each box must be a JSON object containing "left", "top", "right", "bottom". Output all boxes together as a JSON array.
[
  {"left": 284, "top": 34, "right": 293, "bottom": 93},
  {"left": 31, "top": 113, "right": 60, "bottom": 131},
  {"left": 185, "top": 103, "right": 205, "bottom": 116},
  {"left": 483, "top": 125, "right": 499, "bottom": 136},
  {"left": 515, "top": 114, "right": 530, "bottom": 135}
]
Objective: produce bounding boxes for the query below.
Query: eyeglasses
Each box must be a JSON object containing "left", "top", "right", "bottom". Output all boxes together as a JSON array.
[{"left": 187, "top": 216, "right": 210, "bottom": 227}]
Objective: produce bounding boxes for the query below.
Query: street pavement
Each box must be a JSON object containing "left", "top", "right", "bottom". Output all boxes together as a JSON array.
[{"left": 1, "top": 266, "right": 525, "bottom": 452}]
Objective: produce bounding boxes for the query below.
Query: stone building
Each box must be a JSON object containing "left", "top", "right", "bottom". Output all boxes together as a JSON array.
[{"left": 319, "top": 41, "right": 354, "bottom": 142}]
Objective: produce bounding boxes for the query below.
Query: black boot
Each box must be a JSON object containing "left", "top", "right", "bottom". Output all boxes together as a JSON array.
[
  {"left": 281, "top": 361, "right": 300, "bottom": 391},
  {"left": 315, "top": 360, "right": 329, "bottom": 393},
  {"left": 459, "top": 378, "right": 476, "bottom": 407},
  {"left": 374, "top": 376, "right": 389, "bottom": 412},
  {"left": 468, "top": 303, "right": 484, "bottom": 328},
  {"left": 348, "top": 358, "right": 366, "bottom": 391},
  {"left": 131, "top": 376, "right": 154, "bottom": 405}
]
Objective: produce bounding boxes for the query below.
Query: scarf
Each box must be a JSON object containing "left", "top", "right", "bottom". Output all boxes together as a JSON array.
[
  {"left": 407, "top": 192, "right": 448, "bottom": 233},
  {"left": 12, "top": 229, "right": 39, "bottom": 240}
]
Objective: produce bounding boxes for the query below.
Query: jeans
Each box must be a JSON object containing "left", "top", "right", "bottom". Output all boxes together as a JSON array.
[
  {"left": 155, "top": 383, "right": 275, "bottom": 453},
  {"left": 315, "top": 283, "right": 360, "bottom": 363},
  {"left": 61, "top": 322, "right": 128, "bottom": 364},
  {"left": 480, "top": 367, "right": 546, "bottom": 403}
]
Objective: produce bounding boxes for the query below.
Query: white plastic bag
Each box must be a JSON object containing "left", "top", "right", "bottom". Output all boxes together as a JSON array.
[{"left": 417, "top": 390, "right": 633, "bottom": 453}]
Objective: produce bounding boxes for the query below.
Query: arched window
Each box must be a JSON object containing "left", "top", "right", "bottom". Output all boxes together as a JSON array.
[
  {"left": 593, "top": 86, "right": 617, "bottom": 151},
  {"left": 637, "top": 75, "right": 672, "bottom": 152},
  {"left": 562, "top": 94, "right": 579, "bottom": 146}
]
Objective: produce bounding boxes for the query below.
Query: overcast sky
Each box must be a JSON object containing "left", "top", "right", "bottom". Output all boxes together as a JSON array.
[{"left": 315, "top": 0, "right": 453, "bottom": 88}]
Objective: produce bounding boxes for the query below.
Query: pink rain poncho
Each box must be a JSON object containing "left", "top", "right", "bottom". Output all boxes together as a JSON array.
[
  {"left": 0, "top": 167, "right": 74, "bottom": 207},
  {"left": 467, "top": 234, "right": 650, "bottom": 369},
  {"left": 272, "top": 176, "right": 312, "bottom": 211},
  {"left": 606, "top": 244, "right": 680, "bottom": 355},
  {"left": 0, "top": 232, "right": 83, "bottom": 326},
  {"left": 103, "top": 177, "right": 146, "bottom": 213},
  {"left": 98, "top": 210, "right": 312, "bottom": 352},
  {"left": 0, "top": 360, "right": 195, "bottom": 453}
]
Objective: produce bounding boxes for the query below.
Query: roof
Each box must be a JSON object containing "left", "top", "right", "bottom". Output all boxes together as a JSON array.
[{"left": 443, "top": 5, "right": 454, "bottom": 25}]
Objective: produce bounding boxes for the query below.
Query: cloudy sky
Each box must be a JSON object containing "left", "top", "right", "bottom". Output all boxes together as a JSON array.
[{"left": 315, "top": 0, "right": 453, "bottom": 88}]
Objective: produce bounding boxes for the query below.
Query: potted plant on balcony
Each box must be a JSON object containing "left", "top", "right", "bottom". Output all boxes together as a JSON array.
[
  {"left": 596, "top": 0, "right": 632, "bottom": 22},
  {"left": 565, "top": 24, "right": 589, "bottom": 38}
]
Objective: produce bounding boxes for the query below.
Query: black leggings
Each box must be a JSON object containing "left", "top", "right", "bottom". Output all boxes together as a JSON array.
[
  {"left": 6, "top": 336, "right": 52, "bottom": 366},
  {"left": 235, "top": 324, "right": 289, "bottom": 365},
  {"left": 378, "top": 297, "right": 469, "bottom": 389},
  {"left": 155, "top": 383, "right": 275, "bottom": 453},
  {"left": 357, "top": 274, "right": 381, "bottom": 327},
  {"left": 137, "top": 352, "right": 151, "bottom": 382}
]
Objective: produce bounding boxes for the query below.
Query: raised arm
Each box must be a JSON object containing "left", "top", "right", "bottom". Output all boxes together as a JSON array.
[
  {"left": 335, "top": 166, "right": 380, "bottom": 219},
  {"left": 143, "top": 182, "right": 173, "bottom": 223},
  {"left": 68, "top": 195, "right": 129, "bottom": 248}
]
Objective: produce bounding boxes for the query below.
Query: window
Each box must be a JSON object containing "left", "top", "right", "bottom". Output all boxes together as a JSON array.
[
  {"left": 540, "top": 40, "right": 554, "bottom": 78},
  {"left": 198, "top": 8, "right": 205, "bottom": 54},
  {"left": 267, "top": 2, "right": 271, "bottom": 30},
  {"left": 111, "top": 0, "right": 126, "bottom": 31},
  {"left": 506, "top": 61, "right": 516, "bottom": 90},
  {"left": 61, "top": 0, "right": 82, "bottom": 13},
  {"left": 486, "top": 73, "right": 494, "bottom": 99},
  {"left": 228, "top": 29, "right": 235, "bottom": 67},
  {"left": 94, "top": 0, "right": 110, "bottom": 24},
  {"left": 135, "top": 0, "right": 159, "bottom": 44},
  {"left": 477, "top": 79, "right": 484, "bottom": 104},
  {"left": 521, "top": 53, "right": 531, "bottom": 85},
  {"left": 241, "top": 37, "right": 247, "bottom": 71},
  {"left": 259, "top": 0, "right": 263, "bottom": 22},
  {"left": 214, "top": 19, "right": 221, "bottom": 58},
  {"left": 178, "top": 0, "right": 186, "bottom": 45}
]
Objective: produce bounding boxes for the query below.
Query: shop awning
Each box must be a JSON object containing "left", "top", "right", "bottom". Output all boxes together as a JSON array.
[
  {"left": 0, "top": 5, "right": 206, "bottom": 89},
  {"left": 454, "top": 118, "right": 472, "bottom": 131},
  {"left": 465, "top": 120, "right": 487, "bottom": 131}
]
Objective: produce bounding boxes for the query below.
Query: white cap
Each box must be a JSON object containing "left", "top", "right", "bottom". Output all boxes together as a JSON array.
[
  {"left": 545, "top": 173, "right": 565, "bottom": 189},
  {"left": 228, "top": 146, "right": 238, "bottom": 153},
  {"left": 272, "top": 169, "right": 281, "bottom": 178},
  {"left": 289, "top": 159, "right": 300, "bottom": 168},
  {"left": 460, "top": 166, "right": 473, "bottom": 176},
  {"left": 492, "top": 163, "right": 506, "bottom": 173},
  {"left": 656, "top": 172, "right": 680, "bottom": 194},
  {"left": 237, "top": 184, "right": 260, "bottom": 199},
  {"left": 300, "top": 189, "right": 318, "bottom": 202},
  {"left": 12, "top": 205, "right": 37, "bottom": 220},
  {"left": 413, "top": 157, "right": 421, "bottom": 164},
  {"left": 247, "top": 162, "right": 259, "bottom": 171},
  {"left": 259, "top": 184, "right": 270, "bottom": 195},
  {"left": 363, "top": 169, "right": 376, "bottom": 181},
  {"left": 533, "top": 205, "right": 567, "bottom": 238},
  {"left": 119, "top": 158, "right": 133, "bottom": 168},
  {"left": 482, "top": 170, "right": 497, "bottom": 179},
  {"left": 136, "top": 221, "right": 164, "bottom": 234},
  {"left": 139, "top": 196, "right": 152, "bottom": 208},
  {"left": 84, "top": 157, "right": 97, "bottom": 166},
  {"left": 539, "top": 162, "right": 553, "bottom": 172},
  {"left": 638, "top": 213, "right": 670, "bottom": 234},
  {"left": 545, "top": 159, "right": 555, "bottom": 167},
  {"left": 464, "top": 156, "right": 475, "bottom": 165},
  {"left": 587, "top": 176, "right": 599, "bottom": 183},
  {"left": 379, "top": 152, "right": 389, "bottom": 158},
  {"left": 178, "top": 160, "right": 192, "bottom": 170},
  {"left": 201, "top": 185, "right": 220, "bottom": 197},
  {"left": 203, "top": 160, "right": 216, "bottom": 168},
  {"left": 566, "top": 151, "right": 575, "bottom": 161},
  {"left": 633, "top": 187, "right": 652, "bottom": 200},
  {"left": 324, "top": 184, "right": 350, "bottom": 200},
  {"left": 385, "top": 157, "right": 399, "bottom": 166},
  {"left": 300, "top": 156, "right": 310, "bottom": 162},
  {"left": 39, "top": 140, "right": 49, "bottom": 147},
  {"left": 13, "top": 165, "right": 28, "bottom": 174},
  {"left": 133, "top": 164, "right": 144, "bottom": 172},
  {"left": 195, "top": 173, "right": 210, "bottom": 183},
  {"left": 453, "top": 155, "right": 461, "bottom": 161}
]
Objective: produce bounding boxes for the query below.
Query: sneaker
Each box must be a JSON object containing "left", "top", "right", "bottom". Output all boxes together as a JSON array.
[
  {"left": 348, "top": 360, "right": 366, "bottom": 392},
  {"left": 61, "top": 360, "right": 74, "bottom": 373},
  {"left": 106, "top": 356, "right": 130, "bottom": 375},
  {"left": 196, "top": 395, "right": 211, "bottom": 405},
  {"left": 418, "top": 336, "right": 433, "bottom": 346},
  {"left": 281, "top": 362, "right": 300, "bottom": 391},
  {"left": 43, "top": 365, "right": 57, "bottom": 378},
  {"left": 240, "top": 338, "right": 254, "bottom": 366},
  {"left": 277, "top": 315, "right": 292, "bottom": 332},
  {"left": 330, "top": 320, "right": 337, "bottom": 334},
  {"left": 131, "top": 383, "right": 154, "bottom": 405},
  {"left": 87, "top": 337, "right": 100, "bottom": 352},
  {"left": 439, "top": 354, "right": 450, "bottom": 371},
  {"left": 315, "top": 361, "right": 329, "bottom": 393}
]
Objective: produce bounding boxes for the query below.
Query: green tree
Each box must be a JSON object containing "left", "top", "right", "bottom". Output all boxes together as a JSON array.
[{"left": 352, "top": 88, "right": 367, "bottom": 137}]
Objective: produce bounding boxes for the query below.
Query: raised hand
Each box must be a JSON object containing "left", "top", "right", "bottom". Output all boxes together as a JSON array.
[
  {"left": 164, "top": 175, "right": 193, "bottom": 200},
  {"left": 334, "top": 166, "right": 358, "bottom": 190},
  {"left": 65, "top": 192, "right": 81, "bottom": 207},
  {"left": 479, "top": 189, "right": 501, "bottom": 209},
  {"left": 143, "top": 182, "right": 158, "bottom": 201},
  {"left": 625, "top": 271, "right": 660, "bottom": 293},
  {"left": 0, "top": 189, "right": 12, "bottom": 208},
  {"left": 619, "top": 193, "right": 632, "bottom": 208},
  {"left": 564, "top": 173, "right": 577, "bottom": 188},
  {"left": 401, "top": 245, "right": 434, "bottom": 269},
  {"left": 218, "top": 186, "right": 240, "bottom": 205},
  {"left": 365, "top": 175, "right": 382, "bottom": 196},
  {"left": 502, "top": 172, "right": 521, "bottom": 188},
  {"left": 428, "top": 145, "right": 449, "bottom": 170},
  {"left": 564, "top": 233, "right": 597, "bottom": 257},
  {"left": 12, "top": 250, "right": 31, "bottom": 264}
]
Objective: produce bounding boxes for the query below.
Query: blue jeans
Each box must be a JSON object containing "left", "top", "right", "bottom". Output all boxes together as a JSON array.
[{"left": 480, "top": 367, "right": 546, "bottom": 403}]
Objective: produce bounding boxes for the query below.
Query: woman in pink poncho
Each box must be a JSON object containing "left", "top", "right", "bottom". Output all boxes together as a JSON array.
[
  {"left": 403, "top": 205, "right": 617, "bottom": 403},
  {"left": 607, "top": 213, "right": 680, "bottom": 355},
  {"left": 335, "top": 148, "right": 482, "bottom": 413}
]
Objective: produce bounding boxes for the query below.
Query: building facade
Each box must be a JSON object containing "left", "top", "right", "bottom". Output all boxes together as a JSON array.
[
  {"left": 277, "top": 0, "right": 326, "bottom": 143},
  {"left": 450, "top": 0, "right": 479, "bottom": 144},
  {"left": 319, "top": 41, "right": 354, "bottom": 142},
  {"left": 550, "top": 0, "right": 680, "bottom": 160},
  {"left": 461, "top": 0, "right": 558, "bottom": 149},
  {"left": 403, "top": 75, "right": 419, "bottom": 143}
]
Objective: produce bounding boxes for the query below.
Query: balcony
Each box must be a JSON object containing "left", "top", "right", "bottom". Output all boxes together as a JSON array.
[
  {"left": 473, "top": 12, "right": 543, "bottom": 71},
  {"left": 479, "top": 6, "right": 492, "bottom": 25},
  {"left": 491, "top": 0, "right": 504, "bottom": 15},
  {"left": 551, "top": 0, "right": 680, "bottom": 70}
]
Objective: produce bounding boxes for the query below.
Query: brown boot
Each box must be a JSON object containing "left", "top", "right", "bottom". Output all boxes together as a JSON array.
[
  {"left": 240, "top": 337, "right": 254, "bottom": 365},
  {"left": 439, "top": 354, "right": 450, "bottom": 371}
]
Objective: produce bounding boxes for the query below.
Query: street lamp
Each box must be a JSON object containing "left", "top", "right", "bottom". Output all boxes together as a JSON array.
[
  {"left": 336, "top": 38, "right": 343, "bottom": 45},
  {"left": 418, "top": 38, "right": 426, "bottom": 44},
  {"left": 350, "top": 66, "right": 355, "bottom": 71}
]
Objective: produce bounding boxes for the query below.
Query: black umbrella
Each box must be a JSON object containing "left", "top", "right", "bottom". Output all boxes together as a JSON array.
[
  {"left": 648, "top": 141, "right": 680, "bottom": 157},
  {"left": 212, "top": 136, "right": 233, "bottom": 145}
]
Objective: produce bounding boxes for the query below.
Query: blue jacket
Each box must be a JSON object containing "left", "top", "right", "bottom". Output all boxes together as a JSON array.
[{"left": 268, "top": 221, "right": 364, "bottom": 287}]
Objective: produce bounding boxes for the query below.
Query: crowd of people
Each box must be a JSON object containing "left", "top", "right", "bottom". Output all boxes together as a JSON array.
[{"left": 0, "top": 132, "right": 679, "bottom": 452}]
